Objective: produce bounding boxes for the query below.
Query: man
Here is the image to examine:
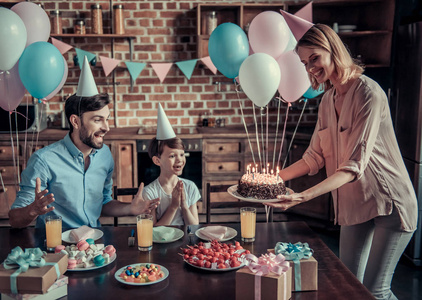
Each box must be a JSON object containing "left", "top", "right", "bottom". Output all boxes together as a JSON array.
[{"left": 9, "top": 57, "right": 158, "bottom": 228}]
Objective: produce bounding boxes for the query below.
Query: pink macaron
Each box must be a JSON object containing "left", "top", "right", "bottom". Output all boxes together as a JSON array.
[
  {"left": 76, "top": 240, "right": 89, "bottom": 251},
  {"left": 54, "top": 245, "right": 65, "bottom": 253},
  {"left": 67, "top": 258, "right": 77, "bottom": 270},
  {"left": 103, "top": 245, "right": 116, "bottom": 257}
]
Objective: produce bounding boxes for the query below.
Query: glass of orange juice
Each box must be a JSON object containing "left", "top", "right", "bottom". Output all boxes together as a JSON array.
[
  {"left": 240, "top": 207, "right": 256, "bottom": 242},
  {"left": 137, "top": 214, "right": 153, "bottom": 251},
  {"left": 45, "top": 215, "right": 62, "bottom": 251}
]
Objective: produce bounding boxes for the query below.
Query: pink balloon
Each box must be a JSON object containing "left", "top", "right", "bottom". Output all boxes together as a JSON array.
[
  {"left": 0, "top": 62, "right": 26, "bottom": 111},
  {"left": 44, "top": 57, "right": 68, "bottom": 100},
  {"left": 248, "top": 11, "right": 290, "bottom": 59},
  {"left": 277, "top": 50, "right": 311, "bottom": 102},
  {"left": 11, "top": 2, "right": 50, "bottom": 47}
]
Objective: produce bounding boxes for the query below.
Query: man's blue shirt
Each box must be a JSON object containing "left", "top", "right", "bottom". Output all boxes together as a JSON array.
[{"left": 11, "top": 133, "right": 114, "bottom": 228}]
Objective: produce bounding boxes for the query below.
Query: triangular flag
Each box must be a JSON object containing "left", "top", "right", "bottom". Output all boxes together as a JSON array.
[
  {"left": 156, "top": 103, "right": 176, "bottom": 140},
  {"left": 295, "top": 2, "right": 313, "bottom": 23},
  {"left": 151, "top": 63, "right": 173, "bottom": 83},
  {"left": 76, "top": 56, "right": 98, "bottom": 97},
  {"left": 125, "top": 61, "right": 147, "bottom": 84},
  {"left": 51, "top": 37, "right": 73, "bottom": 55},
  {"left": 75, "top": 48, "right": 97, "bottom": 70},
  {"left": 200, "top": 56, "right": 217, "bottom": 74},
  {"left": 99, "top": 56, "right": 121, "bottom": 76},
  {"left": 175, "top": 59, "right": 198, "bottom": 80},
  {"left": 280, "top": 9, "right": 314, "bottom": 42}
]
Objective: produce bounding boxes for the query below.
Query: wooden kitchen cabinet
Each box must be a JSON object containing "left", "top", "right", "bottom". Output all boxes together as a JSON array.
[{"left": 196, "top": 0, "right": 395, "bottom": 68}]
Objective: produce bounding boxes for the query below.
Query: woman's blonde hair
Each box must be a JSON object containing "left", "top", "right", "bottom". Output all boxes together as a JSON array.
[{"left": 295, "top": 24, "right": 364, "bottom": 91}]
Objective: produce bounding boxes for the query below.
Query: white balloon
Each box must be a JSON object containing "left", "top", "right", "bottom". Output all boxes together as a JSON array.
[{"left": 239, "top": 53, "right": 281, "bottom": 107}]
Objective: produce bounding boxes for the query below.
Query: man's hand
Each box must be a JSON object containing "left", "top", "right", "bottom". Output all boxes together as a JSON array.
[
  {"left": 130, "top": 183, "right": 159, "bottom": 215},
  {"left": 263, "top": 189, "right": 304, "bottom": 211},
  {"left": 29, "top": 177, "right": 55, "bottom": 217}
]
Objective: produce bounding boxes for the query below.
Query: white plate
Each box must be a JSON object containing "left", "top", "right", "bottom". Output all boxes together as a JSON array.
[
  {"left": 227, "top": 185, "right": 283, "bottom": 203},
  {"left": 153, "top": 227, "right": 184, "bottom": 244},
  {"left": 66, "top": 253, "right": 116, "bottom": 272},
  {"left": 184, "top": 259, "right": 245, "bottom": 272},
  {"left": 195, "top": 226, "right": 237, "bottom": 242},
  {"left": 115, "top": 263, "right": 169, "bottom": 286},
  {"left": 62, "top": 229, "right": 104, "bottom": 244},
  {"left": 338, "top": 25, "right": 357, "bottom": 32}
]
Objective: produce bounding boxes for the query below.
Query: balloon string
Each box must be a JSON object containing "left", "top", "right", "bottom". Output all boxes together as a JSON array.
[
  {"left": 272, "top": 97, "right": 282, "bottom": 170},
  {"left": 35, "top": 101, "right": 43, "bottom": 151},
  {"left": 252, "top": 103, "right": 262, "bottom": 169},
  {"left": 277, "top": 101, "right": 291, "bottom": 168},
  {"left": 283, "top": 99, "right": 308, "bottom": 169},
  {"left": 14, "top": 111, "right": 20, "bottom": 184},
  {"left": 235, "top": 84, "right": 256, "bottom": 166},
  {"left": 259, "top": 107, "right": 265, "bottom": 171},
  {"left": 8, "top": 114, "right": 18, "bottom": 191},
  {"left": 23, "top": 100, "right": 29, "bottom": 170},
  {"left": 266, "top": 105, "right": 269, "bottom": 173},
  {"left": 264, "top": 205, "right": 270, "bottom": 223},
  {"left": 0, "top": 172, "right": 9, "bottom": 212}
]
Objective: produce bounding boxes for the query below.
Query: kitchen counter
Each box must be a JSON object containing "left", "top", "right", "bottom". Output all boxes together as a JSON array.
[{"left": 0, "top": 125, "right": 315, "bottom": 141}]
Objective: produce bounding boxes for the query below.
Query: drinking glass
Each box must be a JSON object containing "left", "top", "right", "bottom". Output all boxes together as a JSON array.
[
  {"left": 137, "top": 214, "right": 153, "bottom": 251},
  {"left": 45, "top": 215, "right": 62, "bottom": 251},
  {"left": 240, "top": 207, "right": 256, "bottom": 242}
]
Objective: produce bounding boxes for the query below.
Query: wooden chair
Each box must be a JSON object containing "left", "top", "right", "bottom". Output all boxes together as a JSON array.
[
  {"left": 206, "top": 183, "right": 272, "bottom": 224},
  {"left": 112, "top": 186, "right": 139, "bottom": 227}
]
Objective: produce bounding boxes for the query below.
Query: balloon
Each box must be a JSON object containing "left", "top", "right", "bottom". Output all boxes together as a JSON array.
[
  {"left": 277, "top": 50, "right": 310, "bottom": 102},
  {"left": 18, "top": 42, "right": 65, "bottom": 99},
  {"left": 208, "top": 23, "right": 249, "bottom": 79},
  {"left": 239, "top": 53, "right": 281, "bottom": 107},
  {"left": 0, "top": 62, "right": 26, "bottom": 111},
  {"left": 284, "top": 28, "right": 298, "bottom": 53},
  {"left": 303, "top": 85, "right": 325, "bottom": 99},
  {"left": 0, "top": 8, "right": 27, "bottom": 71},
  {"left": 11, "top": 2, "right": 50, "bottom": 47},
  {"left": 248, "top": 11, "right": 290, "bottom": 59},
  {"left": 44, "top": 57, "right": 68, "bottom": 101}
]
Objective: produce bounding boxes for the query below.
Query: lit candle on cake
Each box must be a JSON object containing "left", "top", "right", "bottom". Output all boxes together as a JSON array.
[{"left": 277, "top": 166, "right": 280, "bottom": 181}]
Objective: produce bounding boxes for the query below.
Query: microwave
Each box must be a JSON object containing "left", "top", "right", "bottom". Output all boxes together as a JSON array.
[{"left": 0, "top": 103, "right": 47, "bottom": 133}]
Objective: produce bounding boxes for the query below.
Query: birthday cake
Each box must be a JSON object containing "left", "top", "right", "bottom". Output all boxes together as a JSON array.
[{"left": 237, "top": 173, "right": 287, "bottom": 200}]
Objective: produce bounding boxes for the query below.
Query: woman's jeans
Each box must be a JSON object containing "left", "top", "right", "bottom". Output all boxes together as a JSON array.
[{"left": 339, "top": 205, "right": 415, "bottom": 300}]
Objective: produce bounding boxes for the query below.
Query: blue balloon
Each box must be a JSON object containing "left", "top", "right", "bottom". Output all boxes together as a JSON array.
[
  {"left": 208, "top": 23, "right": 249, "bottom": 79},
  {"left": 303, "top": 85, "right": 325, "bottom": 99},
  {"left": 18, "top": 41, "right": 64, "bottom": 99}
]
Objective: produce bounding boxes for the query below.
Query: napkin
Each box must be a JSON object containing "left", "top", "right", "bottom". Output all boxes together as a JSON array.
[
  {"left": 200, "top": 226, "right": 227, "bottom": 240},
  {"left": 70, "top": 225, "right": 95, "bottom": 242},
  {"left": 153, "top": 226, "right": 176, "bottom": 241}
]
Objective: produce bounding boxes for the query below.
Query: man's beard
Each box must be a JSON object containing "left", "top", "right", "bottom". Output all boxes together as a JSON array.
[{"left": 79, "top": 124, "right": 105, "bottom": 149}]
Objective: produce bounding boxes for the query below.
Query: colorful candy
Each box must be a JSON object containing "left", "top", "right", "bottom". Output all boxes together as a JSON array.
[{"left": 119, "top": 264, "right": 165, "bottom": 283}]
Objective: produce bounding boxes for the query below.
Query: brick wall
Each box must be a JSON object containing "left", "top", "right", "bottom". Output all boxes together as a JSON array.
[{"left": 39, "top": 0, "right": 319, "bottom": 129}]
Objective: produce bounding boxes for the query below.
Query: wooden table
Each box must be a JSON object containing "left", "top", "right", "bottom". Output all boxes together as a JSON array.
[{"left": 0, "top": 222, "right": 374, "bottom": 299}]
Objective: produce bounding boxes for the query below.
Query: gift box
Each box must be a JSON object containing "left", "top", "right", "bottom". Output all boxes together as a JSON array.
[
  {"left": 0, "top": 248, "right": 68, "bottom": 295},
  {"left": 236, "top": 253, "right": 292, "bottom": 300},
  {"left": 271, "top": 242, "right": 318, "bottom": 292}
]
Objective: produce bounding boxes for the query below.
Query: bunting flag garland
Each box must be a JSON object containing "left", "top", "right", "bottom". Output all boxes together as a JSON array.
[
  {"left": 151, "top": 63, "right": 173, "bottom": 83},
  {"left": 200, "top": 56, "right": 217, "bottom": 74},
  {"left": 75, "top": 48, "right": 97, "bottom": 70},
  {"left": 50, "top": 37, "right": 73, "bottom": 55},
  {"left": 125, "top": 61, "right": 147, "bottom": 85},
  {"left": 99, "top": 56, "right": 121, "bottom": 76},
  {"left": 175, "top": 59, "right": 198, "bottom": 80}
]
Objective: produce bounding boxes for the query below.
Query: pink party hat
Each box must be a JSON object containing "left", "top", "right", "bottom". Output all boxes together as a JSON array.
[
  {"left": 280, "top": 8, "right": 314, "bottom": 42},
  {"left": 156, "top": 103, "right": 176, "bottom": 140},
  {"left": 295, "top": 2, "right": 313, "bottom": 23},
  {"left": 76, "top": 56, "right": 98, "bottom": 97}
]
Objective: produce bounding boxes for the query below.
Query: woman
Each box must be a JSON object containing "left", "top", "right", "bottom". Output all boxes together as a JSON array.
[{"left": 265, "top": 24, "right": 418, "bottom": 300}]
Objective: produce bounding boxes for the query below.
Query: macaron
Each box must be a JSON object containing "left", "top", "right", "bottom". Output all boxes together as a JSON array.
[
  {"left": 76, "top": 240, "right": 89, "bottom": 251},
  {"left": 54, "top": 245, "right": 65, "bottom": 253},
  {"left": 67, "top": 258, "right": 77, "bottom": 269},
  {"left": 93, "top": 254, "right": 105, "bottom": 266},
  {"left": 86, "top": 238, "right": 95, "bottom": 245},
  {"left": 103, "top": 245, "right": 116, "bottom": 257}
]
